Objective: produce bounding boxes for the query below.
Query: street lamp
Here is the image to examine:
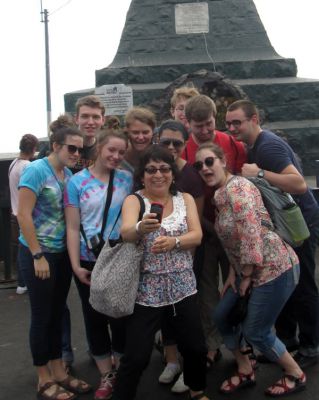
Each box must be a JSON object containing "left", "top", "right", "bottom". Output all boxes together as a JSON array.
[{"left": 40, "top": 0, "right": 52, "bottom": 131}]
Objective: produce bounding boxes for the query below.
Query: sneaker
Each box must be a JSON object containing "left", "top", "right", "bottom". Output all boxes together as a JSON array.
[
  {"left": 171, "top": 372, "right": 189, "bottom": 393},
  {"left": 95, "top": 371, "right": 116, "bottom": 400},
  {"left": 16, "top": 286, "right": 27, "bottom": 295},
  {"left": 158, "top": 363, "right": 181, "bottom": 384}
]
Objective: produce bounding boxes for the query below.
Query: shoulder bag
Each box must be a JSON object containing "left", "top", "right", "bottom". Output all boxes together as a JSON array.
[{"left": 89, "top": 193, "right": 145, "bottom": 318}]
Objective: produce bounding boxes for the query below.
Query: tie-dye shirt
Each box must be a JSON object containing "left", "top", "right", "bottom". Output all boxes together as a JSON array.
[
  {"left": 64, "top": 168, "right": 133, "bottom": 261},
  {"left": 18, "top": 157, "right": 72, "bottom": 252}
]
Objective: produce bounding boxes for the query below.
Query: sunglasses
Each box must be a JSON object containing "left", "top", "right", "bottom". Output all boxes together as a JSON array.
[
  {"left": 144, "top": 166, "right": 172, "bottom": 175},
  {"left": 193, "top": 157, "right": 218, "bottom": 171},
  {"left": 225, "top": 119, "right": 249, "bottom": 129},
  {"left": 159, "top": 138, "right": 184, "bottom": 148},
  {"left": 62, "top": 144, "right": 84, "bottom": 155}
]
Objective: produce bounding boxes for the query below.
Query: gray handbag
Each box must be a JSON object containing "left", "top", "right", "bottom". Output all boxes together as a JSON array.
[{"left": 89, "top": 194, "right": 145, "bottom": 318}]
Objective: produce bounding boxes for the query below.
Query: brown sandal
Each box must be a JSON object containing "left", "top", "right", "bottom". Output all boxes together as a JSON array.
[
  {"left": 57, "top": 375, "right": 92, "bottom": 394},
  {"left": 37, "top": 382, "right": 77, "bottom": 400},
  {"left": 220, "top": 370, "right": 256, "bottom": 394},
  {"left": 265, "top": 373, "right": 306, "bottom": 397}
]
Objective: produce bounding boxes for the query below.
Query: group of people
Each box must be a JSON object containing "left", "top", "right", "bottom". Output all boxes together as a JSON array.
[{"left": 8, "top": 89, "right": 319, "bottom": 400}]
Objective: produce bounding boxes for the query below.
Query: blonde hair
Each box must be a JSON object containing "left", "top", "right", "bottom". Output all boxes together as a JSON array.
[
  {"left": 170, "top": 86, "right": 200, "bottom": 109},
  {"left": 125, "top": 107, "right": 156, "bottom": 130}
]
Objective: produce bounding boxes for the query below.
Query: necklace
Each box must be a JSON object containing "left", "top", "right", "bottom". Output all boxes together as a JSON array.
[{"left": 143, "top": 192, "right": 171, "bottom": 207}]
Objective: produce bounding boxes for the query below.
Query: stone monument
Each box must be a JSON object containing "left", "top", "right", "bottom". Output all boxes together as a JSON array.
[{"left": 65, "top": 0, "right": 319, "bottom": 174}]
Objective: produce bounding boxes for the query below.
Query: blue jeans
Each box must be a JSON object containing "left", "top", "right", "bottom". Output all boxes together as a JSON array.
[
  {"left": 18, "top": 244, "right": 72, "bottom": 366},
  {"left": 213, "top": 265, "right": 300, "bottom": 362},
  {"left": 275, "top": 213, "right": 319, "bottom": 356}
]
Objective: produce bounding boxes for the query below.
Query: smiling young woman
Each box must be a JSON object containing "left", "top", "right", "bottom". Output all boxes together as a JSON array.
[
  {"left": 64, "top": 128, "right": 133, "bottom": 400},
  {"left": 17, "top": 126, "right": 93, "bottom": 400}
]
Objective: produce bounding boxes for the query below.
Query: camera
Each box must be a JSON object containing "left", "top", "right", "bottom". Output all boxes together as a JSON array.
[{"left": 87, "top": 234, "right": 102, "bottom": 250}]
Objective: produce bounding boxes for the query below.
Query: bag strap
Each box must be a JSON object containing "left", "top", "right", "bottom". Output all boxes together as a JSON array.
[
  {"left": 108, "top": 192, "right": 146, "bottom": 239},
  {"left": 80, "top": 169, "right": 115, "bottom": 243},
  {"left": 8, "top": 158, "right": 19, "bottom": 178},
  {"left": 134, "top": 192, "right": 145, "bottom": 221}
]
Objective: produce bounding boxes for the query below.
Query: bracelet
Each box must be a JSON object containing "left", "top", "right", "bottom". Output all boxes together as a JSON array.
[{"left": 135, "top": 221, "right": 142, "bottom": 235}]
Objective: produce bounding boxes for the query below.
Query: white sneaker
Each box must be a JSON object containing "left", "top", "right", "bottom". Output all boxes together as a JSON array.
[
  {"left": 158, "top": 363, "right": 181, "bottom": 384},
  {"left": 16, "top": 286, "right": 27, "bottom": 295},
  {"left": 171, "top": 372, "right": 189, "bottom": 393}
]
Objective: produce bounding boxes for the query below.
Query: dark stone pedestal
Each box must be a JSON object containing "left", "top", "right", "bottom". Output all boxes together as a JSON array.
[{"left": 65, "top": 0, "right": 319, "bottom": 175}]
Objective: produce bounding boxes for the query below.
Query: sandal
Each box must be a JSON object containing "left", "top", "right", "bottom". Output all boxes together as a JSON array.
[
  {"left": 206, "top": 348, "right": 222, "bottom": 369},
  {"left": 219, "top": 370, "right": 256, "bottom": 394},
  {"left": 57, "top": 375, "right": 92, "bottom": 394},
  {"left": 37, "top": 382, "right": 77, "bottom": 400},
  {"left": 265, "top": 373, "right": 306, "bottom": 397}
]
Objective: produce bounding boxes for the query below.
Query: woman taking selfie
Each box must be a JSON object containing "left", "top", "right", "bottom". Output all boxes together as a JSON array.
[
  {"left": 17, "top": 127, "right": 91, "bottom": 400},
  {"left": 195, "top": 143, "right": 305, "bottom": 397},
  {"left": 64, "top": 129, "right": 132, "bottom": 400},
  {"left": 112, "top": 145, "right": 209, "bottom": 400}
]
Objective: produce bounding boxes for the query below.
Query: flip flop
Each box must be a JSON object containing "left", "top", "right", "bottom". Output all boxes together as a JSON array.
[{"left": 265, "top": 373, "right": 306, "bottom": 397}]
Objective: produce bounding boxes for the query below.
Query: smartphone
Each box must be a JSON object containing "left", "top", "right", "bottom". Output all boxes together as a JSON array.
[{"left": 150, "top": 202, "right": 164, "bottom": 223}]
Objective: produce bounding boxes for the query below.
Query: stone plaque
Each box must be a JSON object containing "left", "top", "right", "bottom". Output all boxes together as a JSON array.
[
  {"left": 175, "top": 2, "right": 209, "bottom": 34},
  {"left": 95, "top": 84, "right": 133, "bottom": 116}
]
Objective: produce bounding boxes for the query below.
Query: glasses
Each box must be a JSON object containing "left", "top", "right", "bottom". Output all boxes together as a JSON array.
[
  {"left": 62, "top": 144, "right": 84, "bottom": 155},
  {"left": 193, "top": 157, "right": 218, "bottom": 171},
  {"left": 159, "top": 138, "right": 184, "bottom": 148},
  {"left": 174, "top": 106, "right": 185, "bottom": 112},
  {"left": 144, "top": 166, "right": 172, "bottom": 175},
  {"left": 225, "top": 119, "right": 249, "bottom": 129}
]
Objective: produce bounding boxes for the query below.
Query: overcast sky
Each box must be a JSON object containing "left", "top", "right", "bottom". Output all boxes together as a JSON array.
[{"left": 1, "top": 0, "right": 318, "bottom": 153}]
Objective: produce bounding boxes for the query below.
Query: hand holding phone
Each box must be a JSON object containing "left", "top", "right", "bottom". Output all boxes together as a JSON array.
[{"left": 150, "top": 202, "right": 164, "bottom": 223}]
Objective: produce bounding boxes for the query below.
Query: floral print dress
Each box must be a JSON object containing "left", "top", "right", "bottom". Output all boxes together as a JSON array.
[{"left": 214, "top": 176, "right": 298, "bottom": 287}]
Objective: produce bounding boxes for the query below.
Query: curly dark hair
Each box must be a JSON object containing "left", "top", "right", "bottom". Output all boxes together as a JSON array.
[{"left": 134, "top": 145, "right": 179, "bottom": 195}]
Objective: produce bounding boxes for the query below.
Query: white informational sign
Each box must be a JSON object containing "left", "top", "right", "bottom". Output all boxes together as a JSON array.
[
  {"left": 95, "top": 84, "right": 133, "bottom": 116},
  {"left": 175, "top": 2, "right": 209, "bottom": 34}
]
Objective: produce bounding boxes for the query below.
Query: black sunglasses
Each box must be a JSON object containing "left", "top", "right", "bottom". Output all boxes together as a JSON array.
[
  {"left": 159, "top": 138, "right": 184, "bottom": 148},
  {"left": 62, "top": 144, "right": 84, "bottom": 155},
  {"left": 193, "top": 157, "right": 218, "bottom": 171},
  {"left": 144, "top": 166, "right": 172, "bottom": 175}
]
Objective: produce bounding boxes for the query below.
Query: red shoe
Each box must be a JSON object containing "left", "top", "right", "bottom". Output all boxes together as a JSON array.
[{"left": 94, "top": 371, "right": 116, "bottom": 400}]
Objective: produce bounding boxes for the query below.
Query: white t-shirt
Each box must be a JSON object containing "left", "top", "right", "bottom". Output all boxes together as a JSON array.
[{"left": 9, "top": 158, "right": 30, "bottom": 216}]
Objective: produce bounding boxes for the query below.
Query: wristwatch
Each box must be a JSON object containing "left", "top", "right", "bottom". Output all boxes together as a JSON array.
[
  {"left": 175, "top": 237, "right": 181, "bottom": 250},
  {"left": 32, "top": 251, "right": 44, "bottom": 260},
  {"left": 257, "top": 169, "right": 265, "bottom": 178}
]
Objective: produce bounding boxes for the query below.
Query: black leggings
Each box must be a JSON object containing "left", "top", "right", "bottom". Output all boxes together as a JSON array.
[{"left": 113, "top": 294, "right": 207, "bottom": 399}]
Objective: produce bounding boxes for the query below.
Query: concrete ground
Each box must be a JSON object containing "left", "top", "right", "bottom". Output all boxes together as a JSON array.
[{"left": 1, "top": 260, "right": 319, "bottom": 400}]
